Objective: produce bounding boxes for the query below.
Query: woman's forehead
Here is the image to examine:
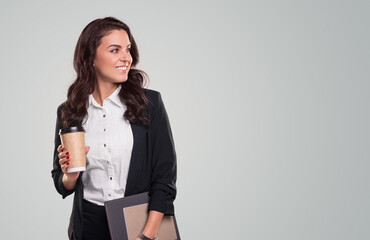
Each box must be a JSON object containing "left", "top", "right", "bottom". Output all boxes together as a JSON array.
[{"left": 101, "top": 29, "right": 130, "bottom": 45}]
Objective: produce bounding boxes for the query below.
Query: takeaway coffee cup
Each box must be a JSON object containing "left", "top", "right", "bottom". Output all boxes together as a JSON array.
[{"left": 59, "top": 126, "right": 86, "bottom": 173}]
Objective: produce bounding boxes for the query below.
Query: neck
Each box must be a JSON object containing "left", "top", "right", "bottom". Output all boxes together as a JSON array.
[{"left": 93, "top": 82, "right": 120, "bottom": 107}]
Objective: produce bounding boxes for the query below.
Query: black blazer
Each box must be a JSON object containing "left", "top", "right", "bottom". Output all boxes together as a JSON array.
[{"left": 51, "top": 89, "right": 177, "bottom": 240}]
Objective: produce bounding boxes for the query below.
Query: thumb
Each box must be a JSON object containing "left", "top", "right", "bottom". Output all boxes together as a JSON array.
[{"left": 85, "top": 146, "right": 90, "bottom": 154}]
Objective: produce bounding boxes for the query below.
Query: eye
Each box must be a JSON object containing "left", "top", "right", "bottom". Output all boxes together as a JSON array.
[
  {"left": 111, "top": 48, "right": 119, "bottom": 53},
  {"left": 126, "top": 48, "right": 131, "bottom": 52}
]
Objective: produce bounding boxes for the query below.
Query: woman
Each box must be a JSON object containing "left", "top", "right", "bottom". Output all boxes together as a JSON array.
[{"left": 51, "top": 17, "right": 177, "bottom": 240}]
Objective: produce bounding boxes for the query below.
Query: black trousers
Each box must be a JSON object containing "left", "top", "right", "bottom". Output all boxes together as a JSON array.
[{"left": 82, "top": 199, "right": 111, "bottom": 240}]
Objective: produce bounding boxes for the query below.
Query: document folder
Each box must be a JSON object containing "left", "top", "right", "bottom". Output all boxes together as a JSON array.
[{"left": 104, "top": 192, "right": 181, "bottom": 240}]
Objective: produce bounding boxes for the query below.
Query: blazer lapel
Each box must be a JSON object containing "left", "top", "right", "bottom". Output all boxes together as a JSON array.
[{"left": 124, "top": 121, "right": 148, "bottom": 196}]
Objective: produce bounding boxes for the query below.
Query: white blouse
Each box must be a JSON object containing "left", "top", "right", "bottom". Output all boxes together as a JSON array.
[{"left": 81, "top": 84, "right": 133, "bottom": 206}]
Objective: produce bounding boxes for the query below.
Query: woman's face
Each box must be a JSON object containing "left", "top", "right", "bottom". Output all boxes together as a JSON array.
[{"left": 93, "top": 29, "right": 132, "bottom": 85}]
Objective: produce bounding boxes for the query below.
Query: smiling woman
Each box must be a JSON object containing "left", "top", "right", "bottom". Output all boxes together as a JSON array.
[
  {"left": 51, "top": 17, "right": 177, "bottom": 240},
  {"left": 93, "top": 30, "right": 133, "bottom": 91},
  {"left": 63, "top": 17, "right": 150, "bottom": 128}
]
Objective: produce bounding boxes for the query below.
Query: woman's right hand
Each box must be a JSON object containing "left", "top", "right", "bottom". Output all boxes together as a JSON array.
[{"left": 58, "top": 144, "right": 90, "bottom": 189}]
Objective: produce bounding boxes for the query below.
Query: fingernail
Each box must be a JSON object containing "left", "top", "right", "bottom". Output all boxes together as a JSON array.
[
  {"left": 66, "top": 152, "right": 69, "bottom": 155},
  {"left": 66, "top": 162, "right": 70, "bottom": 165},
  {"left": 67, "top": 156, "right": 70, "bottom": 159}
]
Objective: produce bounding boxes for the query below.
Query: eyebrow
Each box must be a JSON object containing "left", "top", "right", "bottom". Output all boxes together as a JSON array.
[{"left": 107, "top": 43, "right": 132, "bottom": 49}]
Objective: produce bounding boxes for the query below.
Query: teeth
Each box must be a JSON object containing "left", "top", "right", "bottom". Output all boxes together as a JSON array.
[{"left": 116, "top": 66, "right": 127, "bottom": 70}]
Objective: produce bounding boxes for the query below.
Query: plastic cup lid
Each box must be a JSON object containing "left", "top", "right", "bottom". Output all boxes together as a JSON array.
[{"left": 59, "top": 126, "right": 85, "bottom": 135}]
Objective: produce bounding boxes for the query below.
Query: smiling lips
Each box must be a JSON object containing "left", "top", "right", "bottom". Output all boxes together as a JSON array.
[{"left": 116, "top": 63, "right": 129, "bottom": 72}]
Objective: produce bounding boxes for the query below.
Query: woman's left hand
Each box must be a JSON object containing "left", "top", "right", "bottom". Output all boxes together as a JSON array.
[{"left": 135, "top": 210, "right": 163, "bottom": 240}]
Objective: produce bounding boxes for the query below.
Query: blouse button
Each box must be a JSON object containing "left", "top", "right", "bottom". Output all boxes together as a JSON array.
[{"left": 103, "top": 114, "right": 106, "bottom": 117}]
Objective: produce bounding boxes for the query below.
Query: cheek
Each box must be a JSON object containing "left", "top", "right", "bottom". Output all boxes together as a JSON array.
[{"left": 96, "top": 55, "right": 115, "bottom": 68}]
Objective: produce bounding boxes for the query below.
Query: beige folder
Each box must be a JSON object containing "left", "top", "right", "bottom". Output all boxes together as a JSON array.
[{"left": 105, "top": 192, "right": 180, "bottom": 240}]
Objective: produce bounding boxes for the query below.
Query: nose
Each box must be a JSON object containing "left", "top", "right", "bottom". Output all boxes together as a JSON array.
[{"left": 119, "top": 51, "right": 130, "bottom": 62}]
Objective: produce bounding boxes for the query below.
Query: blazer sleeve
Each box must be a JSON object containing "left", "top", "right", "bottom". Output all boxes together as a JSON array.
[
  {"left": 51, "top": 103, "right": 76, "bottom": 199},
  {"left": 148, "top": 92, "right": 177, "bottom": 216}
]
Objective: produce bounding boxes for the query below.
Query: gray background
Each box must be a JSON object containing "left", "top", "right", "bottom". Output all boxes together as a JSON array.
[{"left": 0, "top": 0, "right": 369, "bottom": 239}]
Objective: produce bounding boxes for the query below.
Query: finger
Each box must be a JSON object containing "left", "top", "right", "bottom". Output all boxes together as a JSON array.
[
  {"left": 58, "top": 150, "right": 69, "bottom": 160},
  {"left": 85, "top": 146, "right": 90, "bottom": 155},
  {"left": 61, "top": 161, "right": 70, "bottom": 174},
  {"left": 59, "top": 157, "right": 70, "bottom": 166},
  {"left": 57, "top": 144, "right": 64, "bottom": 153}
]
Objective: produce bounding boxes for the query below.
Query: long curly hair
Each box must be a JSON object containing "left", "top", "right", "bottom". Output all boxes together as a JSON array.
[{"left": 61, "top": 16, "right": 150, "bottom": 128}]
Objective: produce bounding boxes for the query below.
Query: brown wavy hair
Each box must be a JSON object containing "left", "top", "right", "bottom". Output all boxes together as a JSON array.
[{"left": 61, "top": 16, "right": 150, "bottom": 128}]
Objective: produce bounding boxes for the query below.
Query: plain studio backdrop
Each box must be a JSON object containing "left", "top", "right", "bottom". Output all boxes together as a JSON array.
[{"left": 0, "top": 0, "right": 369, "bottom": 239}]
